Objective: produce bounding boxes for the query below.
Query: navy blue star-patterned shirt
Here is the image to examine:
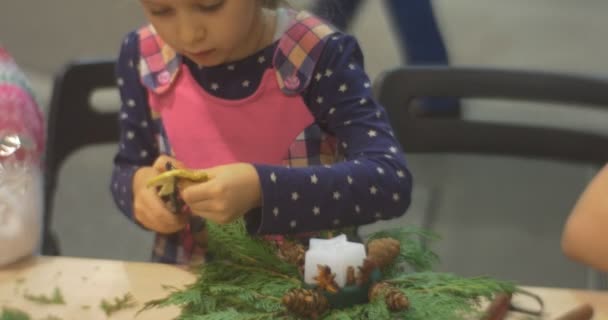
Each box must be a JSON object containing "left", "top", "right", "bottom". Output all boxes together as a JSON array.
[{"left": 111, "top": 13, "right": 412, "bottom": 264}]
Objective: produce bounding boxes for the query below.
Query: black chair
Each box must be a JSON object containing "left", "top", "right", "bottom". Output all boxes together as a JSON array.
[
  {"left": 373, "top": 66, "right": 608, "bottom": 289},
  {"left": 43, "top": 59, "right": 118, "bottom": 255}
]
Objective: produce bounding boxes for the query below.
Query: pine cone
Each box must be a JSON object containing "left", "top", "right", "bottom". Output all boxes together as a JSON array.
[
  {"left": 282, "top": 288, "right": 329, "bottom": 319},
  {"left": 369, "top": 282, "right": 410, "bottom": 311},
  {"left": 367, "top": 238, "right": 400, "bottom": 269},
  {"left": 277, "top": 240, "right": 306, "bottom": 268},
  {"left": 356, "top": 258, "right": 377, "bottom": 286}
]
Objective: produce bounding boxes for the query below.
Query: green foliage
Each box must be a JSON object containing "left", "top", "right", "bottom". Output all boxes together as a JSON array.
[
  {"left": 100, "top": 293, "right": 137, "bottom": 316},
  {"left": 0, "top": 308, "right": 30, "bottom": 320},
  {"left": 23, "top": 287, "right": 65, "bottom": 305},
  {"left": 143, "top": 221, "right": 517, "bottom": 319}
]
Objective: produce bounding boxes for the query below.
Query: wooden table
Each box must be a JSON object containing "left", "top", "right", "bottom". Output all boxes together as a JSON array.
[{"left": 0, "top": 256, "right": 606, "bottom": 319}]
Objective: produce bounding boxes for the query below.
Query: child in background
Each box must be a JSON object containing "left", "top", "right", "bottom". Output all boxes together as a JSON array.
[
  {"left": 562, "top": 165, "right": 608, "bottom": 271},
  {"left": 111, "top": 0, "right": 413, "bottom": 265},
  {"left": 0, "top": 47, "right": 45, "bottom": 266}
]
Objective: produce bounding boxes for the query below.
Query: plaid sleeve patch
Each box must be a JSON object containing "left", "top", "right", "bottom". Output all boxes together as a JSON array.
[
  {"left": 137, "top": 25, "right": 181, "bottom": 94},
  {"left": 273, "top": 11, "right": 338, "bottom": 96}
]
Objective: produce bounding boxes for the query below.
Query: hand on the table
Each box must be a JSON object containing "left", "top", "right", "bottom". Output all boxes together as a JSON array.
[
  {"left": 132, "top": 155, "right": 187, "bottom": 234},
  {"left": 180, "top": 163, "right": 262, "bottom": 225}
]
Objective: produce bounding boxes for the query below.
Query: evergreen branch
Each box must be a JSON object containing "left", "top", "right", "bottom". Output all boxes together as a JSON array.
[
  {"left": 0, "top": 308, "right": 30, "bottom": 320},
  {"left": 179, "top": 309, "right": 282, "bottom": 320},
  {"left": 100, "top": 293, "right": 137, "bottom": 316},
  {"left": 23, "top": 287, "right": 65, "bottom": 305},
  {"left": 215, "top": 260, "right": 301, "bottom": 285},
  {"left": 367, "top": 227, "right": 440, "bottom": 273}
]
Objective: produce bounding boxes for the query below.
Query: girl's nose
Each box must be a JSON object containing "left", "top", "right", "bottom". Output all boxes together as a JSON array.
[{"left": 178, "top": 17, "right": 206, "bottom": 47}]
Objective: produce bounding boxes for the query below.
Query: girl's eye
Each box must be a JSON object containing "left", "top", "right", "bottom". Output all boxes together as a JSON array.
[
  {"left": 196, "top": 0, "right": 225, "bottom": 12},
  {"left": 149, "top": 7, "right": 173, "bottom": 16}
]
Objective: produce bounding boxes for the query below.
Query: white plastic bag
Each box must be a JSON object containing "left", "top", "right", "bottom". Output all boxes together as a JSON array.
[{"left": 0, "top": 48, "right": 45, "bottom": 266}]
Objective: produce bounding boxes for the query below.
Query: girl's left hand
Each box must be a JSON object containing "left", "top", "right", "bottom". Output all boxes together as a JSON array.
[{"left": 180, "top": 163, "right": 262, "bottom": 224}]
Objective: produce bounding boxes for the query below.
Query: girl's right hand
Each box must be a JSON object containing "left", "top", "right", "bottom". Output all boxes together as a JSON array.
[{"left": 132, "top": 155, "right": 187, "bottom": 234}]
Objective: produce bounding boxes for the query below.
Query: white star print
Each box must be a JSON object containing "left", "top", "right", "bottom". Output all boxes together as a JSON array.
[
  {"left": 270, "top": 173, "right": 277, "bottom": 183},
  {"left": 242, "top": 80, "right": 250, "bottom": 88},
  {"left": 376, "top": 111, "right": 382, "bottom": 118},
  {"left": 227, "top": 64, "right": 235, "bottom": 71},
  {"left": 329, "top": 107, "right": 336, "bottom": 115},
  {"left": 397, "top": 170, "right": 406, "bottom": 178},
  {"left": 315, "top": 73, "right": 322, "bottom": 81},
  {"left": 273, "top": 207, "right": 279, "bottom": 217},
  {"left": 127, "top": 99, "right": 135, "bottom": 107},
  {"left": 211, "top": 83, "right": 219, "bottom": 91},
  {"left": 393, "top": 193, "right": 400, "bottom": 202},
  {"left": 316, "top": 96, "right": 324, "bottom": 104},
  {"left": 126, "top": 131, "right": 135, "bottom": 140},
  {"left": 348, "top": 63, "right": 356, "bottom": 70},
  {"left": 258, "top": 56, "right": 266, "bottom": 64},
  {"left": 339, "top": 84, "right": 348, "bottom": 93},
  {"left": 342, "top": 142, "right": 348, "bottom": 149},
  {"left": 120, "top": 112, "right": 128, "bottom": 120},
  {"left": 313, "top": 206, "right": 320, "bottom": 216},
  {"left": 390, "top": 146, "right": 398, "bottom": 154},
  {"left": 355, "top": 205, "right": 361, "bottom": 213},
  {"left": 310, "top": 174, "right": 318, "bottom": 184},
  {"left": 377, "top": 167, "right": 385, "bottom": 175},
  {"left": 360, "top": 98, "right": 367, "bottom": 105},
  {"left": 141, "top": 121, "right": 148, "bottom": 128},
  {"left": 324, "top": 164, "right": 332, "bottom": 169},
  {"left": 354, "top": 160, "right": 361, "bottom": 165},
  {"left": 333, "top": 191, "right": 341, "bottom": 200},
  {"left": 129, "top": 60, "right": 134, "bottom": 68},
  {"left": 140, "top": 150, "right": 148, "bottom": 158},
  {"left": 290, "top": 220, "right": 297, "bottom": 228},
  {"left": 292, "top": 192, "right": 299, "bottom": 201},
  {"left": 385, "top": 154, "right": 393, "bottom": 159},
  {"left": 344, "top": 120, "right": 352, "bottom": 126},
  {"left": 347, "top": 176, "right": 353, "bottom": 184},
  {"left": 374, "top": 212, "right": 382, "bottom": 219},
  {"left": 339, "top": 45, "right": 344, "bottom": 52},
  {"left": 325, "top": 69, "right": 333, "bottom": 77},
  {"left": 364, "top": 82, "right": 371, "bottom": 88},
  {"left": 370, "top": 186, "right": 378, "bottom": 195},
  {"left": 332, "top": 36, "right": 340, "bottom": 41},
  {"left": 368, "top": 130, "right": 378, "bottom": 137},
  {"left": 333, "top": 219, "right": 340, "bottom": 225},
  {"left": 117, "top": 78, "right": 124, "bottom": 86}
]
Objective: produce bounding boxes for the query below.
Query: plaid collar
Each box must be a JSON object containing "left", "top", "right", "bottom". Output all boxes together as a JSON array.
[{"left": 137, "top": 10, "right": 337, "bottom": 95}]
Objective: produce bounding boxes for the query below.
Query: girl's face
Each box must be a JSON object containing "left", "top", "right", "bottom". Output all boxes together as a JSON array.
[{"left": 139, "top": 0, "right": 267, "bottom": 67}]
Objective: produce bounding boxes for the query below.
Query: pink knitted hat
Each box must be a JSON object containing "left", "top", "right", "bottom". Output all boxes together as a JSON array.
[{"left": 0, "top": 47, "right": 45, "bottom": 164}]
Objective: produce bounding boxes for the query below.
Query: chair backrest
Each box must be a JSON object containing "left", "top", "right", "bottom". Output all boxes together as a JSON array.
[
  {"left": 374, "top": 66, "right": 608, "bottom": 164},
  {"left": 43, "top": 59, "right": 118, "bottom": 254},
  {"left": 372, "top": 66, "right": 608, "bottom": 289}
]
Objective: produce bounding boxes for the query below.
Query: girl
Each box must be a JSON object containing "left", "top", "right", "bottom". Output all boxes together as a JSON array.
[
  {"left": 111, "top": 0, "right": 413, "bottom": 265},
  {"left": 562, "top": 165, "right": 608, "bottom": 271}
]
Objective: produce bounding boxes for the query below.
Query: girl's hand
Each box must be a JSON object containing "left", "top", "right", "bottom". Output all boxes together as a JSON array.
[
  {"left": 180, "top": 163, "right": 262, "bottom": 224},
  {"left": 132, "top": 155, "right": 187, "bottom": 234}
]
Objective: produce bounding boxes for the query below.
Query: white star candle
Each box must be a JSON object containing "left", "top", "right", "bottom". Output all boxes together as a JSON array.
[{"left": 304, "top": 235, "right": 367, "bottom": 287}]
